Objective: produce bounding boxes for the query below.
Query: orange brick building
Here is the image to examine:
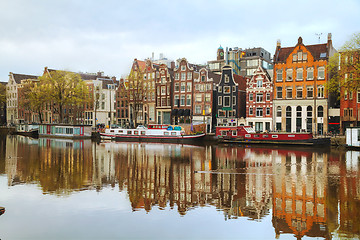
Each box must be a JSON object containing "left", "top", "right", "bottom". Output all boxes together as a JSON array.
[{"left": 273, "top": 34, "right": 336, "bottom": 134}]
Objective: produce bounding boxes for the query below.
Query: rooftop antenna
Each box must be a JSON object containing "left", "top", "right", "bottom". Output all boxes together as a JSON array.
[{"left": 315, "top": 33, "right": 323, "bottom": 43}]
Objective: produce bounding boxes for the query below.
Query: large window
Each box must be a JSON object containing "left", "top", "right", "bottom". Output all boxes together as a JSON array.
[
  {"left": 307, "top": 86, "right": 313, "bottom": 98},
  {"left": 256, "top": 108, "right": 263, "bottom": 117},
  {"left": 318, "top": 67, "right": 325, "bottom": 79},
  {"left": 307, "top": 67, "right": 314, "bottom": 80},
  {"left": 195, "top": 94, "right": 202, "bottom": 102},
  {"left": 318, "top": 86, "right": 324, "bottom": 98},
  {"left": 186, "top": 82, "right": 192, "bottom": 92},
  {"left": 181, "top": 82, "right": 186, "bottom": 92},
  {"left": 276, "top": 69, "right": 283, "bottom": 81},
  {"left": 276, "top": 87, "right": 283, "bottom": 99},
  {"left": 224, "top": 96, "right": 230, "bottom": 107},
  {"left": 174, "top": 95, "right": 179, "bottom": 107},
  {"left": 181, "top": 72, "right": 186, "bottom": 80},
  {"left": 180, "top": 95, "right": 185, "bottom": 106},
  {"left": 286, "top": 87, "right": 292, "bottom": 99},
  {"left": 187, "top": 72, "right": 192, "bottom": 80},
  {"left": 186, "top": 95, "right": 191, "bottom": 106},
  {"left": 317, "top": 106, "right": 324, "bottom": 117},
  {"left": 195, "top": 105, "right": 201, "bottom": 114},
  {"left": 286, "top": 69, "right": 293, "bottom": 81},
  {"left": 205, "top": 93, "right": 211, "bottom": 102},
  {"left": 296, "top": 68, "right": 303, "bottom": 81},
  {"left": 224, "top": 86, "right": 230, "bottom": 93},
  {"left": 276, "top": 106, "right": 282, "bottom": 117},
  {"left": 296, "top": 87, "right": 303, "bottom": 99},
  {"left": 256, "top": 93, "right": 263, "bottom": 102},
  {"left": 218, "top": 96, "right": 222, "bottom": 105},
  {"left": 175, "top": 83, "right": 179, "bottom": 92}
]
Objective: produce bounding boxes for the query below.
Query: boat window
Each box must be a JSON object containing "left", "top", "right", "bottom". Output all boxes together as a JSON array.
[
  {"left": 127, "top": 131, "right": 132, "bottom": 135},
  {"left": 288, "top": 135, "right": 295, "bottom": 137},
  {"left": 263, "top": 135, "right": 269, "bottom": 138},
  {"left": 254, "top": 135, "right": 260, "bottom": 138},
  {"left": 164, "top": 132, "right": 170, "bottom": 135},
  {"left": 221, "top": 131, "right": 227, "bottom": 136},
  {"left": 110, "top": 130, "right": 114, "bottom": 133},
  {"left": 272, "top": 135, "right": 278, "bottom": 138},
  {"left": 171, "top": 132, "right": 177, "bottom": 136},
  {"left": 134, "top": 131, "right": 138, "bottom": 135},
  {"left": 141, "top": 131, "right": 146, "bottom": 135},
  {"left": 119, "top": 130, "right": 123, "bottom": 133},
  {"left": 245, "top": 134, "right": 251, "bottom": 138},
  {"left": 232, "top": 130, "right": 237, "bottom": 136}
]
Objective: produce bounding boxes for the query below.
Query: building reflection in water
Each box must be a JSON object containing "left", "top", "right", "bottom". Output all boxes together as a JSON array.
[{"left": 1, "top": 136, "right": 360, "bottom": 239}]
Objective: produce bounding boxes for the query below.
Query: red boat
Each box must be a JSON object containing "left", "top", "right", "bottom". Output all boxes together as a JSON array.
[
  {"left": 0, "top": 207, "right": 5, "bottom": 216},
  {"left": 216, "top": 126, "right": 330, "bottom": 146}
]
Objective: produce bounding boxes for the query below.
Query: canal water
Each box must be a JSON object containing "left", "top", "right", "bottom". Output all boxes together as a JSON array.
[{"left": 0, "top": 135, "right": 359, "bottom": 240}]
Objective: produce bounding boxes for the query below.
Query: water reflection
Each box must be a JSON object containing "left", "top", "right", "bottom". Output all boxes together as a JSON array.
[{"left": 0, "top": 135, "right": 359, "bottom": 239}]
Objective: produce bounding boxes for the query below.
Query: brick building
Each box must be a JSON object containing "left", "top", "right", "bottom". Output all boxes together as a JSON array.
[
  {"left": 246, "top": 65, "right": 273, "bottom": 132},
  {"left": 273, "top": 34, "right": 336, "bottom": 134},
  {"left": 156, "top": 63, "right": 173, "bottom": 124},
  {"left": 215, "top": 65, "right": 247, "bottom": 127}
]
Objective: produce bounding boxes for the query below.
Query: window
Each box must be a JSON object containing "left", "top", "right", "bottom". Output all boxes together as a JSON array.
[
  {"left": 266, "top": 92, "right": 270, "bottom": 101},
  {"left": 349, "top": 91, "right": 353, "bottom": 100},
  {"left": 232, "top": 86, "right": 236, "bottom": 92},
  {"left": 307, "top": 86, "right": 313, "bottom": 98},
  {"left": 303, "top": 53, "right": 307, "bottom": 61},
  {"left": 276, "top": 69, "right": 283, "bottom": 81},
  {"left": 218, "top": 86, "right": 222, "bottom": 93},
  {"left": 232, "top": 96, "right": 236, "bottom": 105},
  {"left": 318, "top": 67, "right": 325, "bottom": 79},
  {"left": 181, "top": 72, "right": 186, "bottom": 80},
  {"left": 225, "top": 75, "right": 229, "bottom": 83},
  {"left": 186, "top": 95, "right": 191, "bottom": 106},
  {"left": 181, "top": 82, "right": 186, "bottom": 92},
  {"left": 257, "top": 80, "right": 263, "bottom": 88},
  {"left": 181, "top": 65, "right": 186, "bottom": 71},
  {"left": 175, "top": 73, "right": 179, "bottom": 80},
  {"left": 358, "top": 90, "right": 360, "bottom": 103},
  {"left": 187, "top": 82, "right": 192, "bottom": 92},
  {"left": 344, "top": 90, "right": 348, "bottom": 100},
  {"left": 276, "top": 106, "right": 282, "bottom": 117},
  {"left": 201, "top": 75, "right": 205, "bottom": 82},
  {"left": 218, "top": 110, "right": 226, "bottom": 117},
  {"left": 256, "top": 93, "right": 263, "bottom": 102},
  {"left": 318, "top": 86, "right": 324, "bottom": 98},
  {"left": 224, "top": 86, "right": 230, "bottom": 93},
  {"left": 298, "top": 51, "right": 303, "bottom": 61},
  {"left": 296, "top": 68, "right": 303, "bottom": 81},
  {"left": 180, "top": 95, "right": 185, "bottom": 106},
  {"left": 174, "top": 95, "right": 179, "bottom": 106},
  {"left": 249, "top": 107, "right": 253, "bottom": 115},
  {"left": 195, "top": 105, "right": 201, "bottom": 114},
  {"left": 187, "top": 72, "right": 192, "bottom": 80},
  {"left": 293, "top": 54, "right": 297, "bottom": 62},
  {"left": 266, "top": 107, "right": 270, "bottom": 115},
  {"left": 161, "top": 86, "right": 166, "bottom": 95},
  {"left": 205, "top": 93, "right": 211, "bottom": 102},
  {"left": 206, "top": 83, "right": 212, "bottom": 91},
  {"left": 286, "top": 87, "right": 292, "bottom": 99},
  {"left": 256, "top": 108, "right": 263, "bottom": 117},
  {"left": 249, "top": 93, "right": 253, "bottom": 101},
  {"left": 224, "top": 96, "right": 230, "bottom": 107},
  {"left": 218, "top": 96, "right": 222, "bottom": 105},
  {"left": 276, "top": 87, "right": 283, "bottom": 99},
  {"left": 317, "top": 106, "right": 324, "bottom": 117},
  {"left": 296, "top": 87, "right": 303, "bottom": 99},
  {"left": 306, "top": 68, "right": 314, "bottom": 80},
  {"left": 286, "top": 69, "right": 293, "bottom": 81},
  {"left": 175, "top": 83, "right": 179, "bottom": 92}
]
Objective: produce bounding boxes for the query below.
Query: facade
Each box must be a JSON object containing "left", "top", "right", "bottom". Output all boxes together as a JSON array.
[
  {"left": 172, "top": 58, "right": 196, "bottom": 124},
  {"left": 142, "top": 59, "right": 157, "bottom": 125},
  {"left": 116, "top": 78, "right": 130, "bottom": 127},
  {"left": 7, "top": 72, "right": 38, "bottom": 125},
  {"left": 155, "top": 63, "right": 173, "bottom": 124},
  {"left": 273, "top": 34, "right": 336, "bottom": 134},
  {"left": 215, "top": 65, "right": 247, "bottom": 127},
  {"left": 239, "top": 47, "right": 273, "bottom": 77},
  {"left": 246, "top": 65, "right": 273, "bottom": 132},
  {"left": 339, "top": 51, "right": 360, "bottom": 132},
  {"left": 192, "top": 68, "right": 220, "bottom": 132}
]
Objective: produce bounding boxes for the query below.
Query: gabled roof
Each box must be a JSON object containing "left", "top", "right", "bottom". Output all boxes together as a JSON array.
[
  {"left": 274, "top": 43, "right": 328, "bottom": 63},
  {"left": 11, "top": 73, "right": 38, "bottom": 84},
  {"left": 248, "top": 66, "right": 272, "bottom": 84}
]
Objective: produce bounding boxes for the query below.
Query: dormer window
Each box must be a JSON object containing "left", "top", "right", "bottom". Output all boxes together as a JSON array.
[
  {"left": 225, "top": 75, "right": 229, "bottom": 83},
  {"left": 181, "top": 65, "right": 186, "bottom": 71}
]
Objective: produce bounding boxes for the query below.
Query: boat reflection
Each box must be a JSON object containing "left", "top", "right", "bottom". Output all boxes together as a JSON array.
[{"left": 1, "top": 136, "right": 359, "bottom": 239}]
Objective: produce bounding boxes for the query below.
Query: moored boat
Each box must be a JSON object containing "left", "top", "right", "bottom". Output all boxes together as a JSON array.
[
  {"left": 216, "top": 126, "right": 330, "bottom": 146},
  {"left": 14, "top": 124, "right": 39, "bottom": 138},
  {"left": 38, "top": 124, "right": 92, "bottom": 139},
  {"left": 101, "top": 124, "right": 205, "bottom": 144}
]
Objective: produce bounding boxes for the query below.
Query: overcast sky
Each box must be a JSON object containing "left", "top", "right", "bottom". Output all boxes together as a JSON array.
[{"left": 0, "top": 0, "right": 359, "bottom": 81}]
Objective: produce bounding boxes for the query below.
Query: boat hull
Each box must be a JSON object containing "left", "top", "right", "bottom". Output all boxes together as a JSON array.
[
  {"left": 114, "top": 133, "right": 206, "bottom": 144},
  {"left": 219, "top": 137, "right": 331, "bottom": 146}
]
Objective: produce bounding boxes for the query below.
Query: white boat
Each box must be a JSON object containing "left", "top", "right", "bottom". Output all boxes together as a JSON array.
[{"left": 100, "top": 124, "right": 205, "bottom": 144}]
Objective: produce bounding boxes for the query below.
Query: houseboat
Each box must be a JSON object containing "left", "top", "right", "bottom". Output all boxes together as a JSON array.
[
  {"left": 101, "top": 124, "right": 205, "bottom": 144},
  {"left": 216, "top": 126, "right": 330, "bottom": 146},
  {"left": 14, "top": 124, "right": 39, "bottom": 137},
  {"left": 38, "top": 124, "right": 92, "bottom": 139}
]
